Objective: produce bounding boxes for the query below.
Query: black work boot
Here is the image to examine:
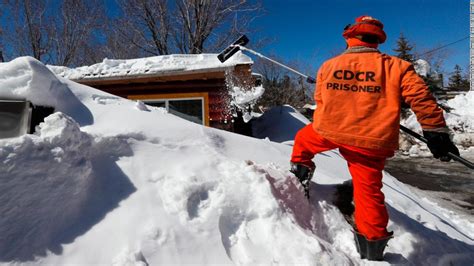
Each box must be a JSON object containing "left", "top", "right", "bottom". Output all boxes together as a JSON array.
[
  {"left": 354, "top": 231, "right": 368, "bottom": 259},
  {"left": 354, "top": 231, "right": 393, "bottom": 261},
  {"left": 290, "top": 163, "right": 314, "bottom": 199},
  {"left": 333, "top": 181, "right": 355, "bottom": 227}
]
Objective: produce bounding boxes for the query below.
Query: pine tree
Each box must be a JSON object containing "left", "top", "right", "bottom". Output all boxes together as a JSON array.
[
  {"left": 448, "top": 65, "right": 470, "bottom": 91},
  {"left": 423, "top": 73, "right": 443, "bottom": 94},
  {"left": 393, "top": 33, "right": 416, "bottom": 63},
  {"left": 394, "top": 33, "right": 419, "bottom": 118},
  {"left": 462, "top": 72, "right": 471, "bottom": 91}
]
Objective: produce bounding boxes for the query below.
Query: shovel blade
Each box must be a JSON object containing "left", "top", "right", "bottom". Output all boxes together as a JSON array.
[{"left": 217, "top": 35, "right": 249, "bottom": 63}]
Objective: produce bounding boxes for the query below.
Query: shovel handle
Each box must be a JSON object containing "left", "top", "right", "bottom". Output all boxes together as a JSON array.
[{"left": 399, "top": 125, "right": 474, "bottom": 170}]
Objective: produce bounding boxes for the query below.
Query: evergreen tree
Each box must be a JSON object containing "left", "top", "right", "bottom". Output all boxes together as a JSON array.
[
  {"left": 448, "top": 65, "right": 470, "bottom": 91},
  {"left": 393, "top": 33, "right": 416, "bottom": 63},
  {"left": 394, "top": 33, "right": 420, "bottom": 118},
  {"left": 423, "top": 74, "right": 442, "bottom": 94},
  {"left": 462, "top": 72, "right": 471, "bottom": 91}
]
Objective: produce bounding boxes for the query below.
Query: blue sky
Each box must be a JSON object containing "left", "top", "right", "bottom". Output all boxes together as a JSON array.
[{"left": 250, "top": 0, "right": 469, "bottom": 76}]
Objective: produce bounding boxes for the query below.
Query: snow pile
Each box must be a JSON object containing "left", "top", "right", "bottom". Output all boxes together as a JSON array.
[
  {"left": 48, "top": 52, "right": 252, "bottom": 80},
  {"left": 445, "top": 91, "right": 474, "bottom": 148},
  {"left": 0, "top": 57, "right": 93, "bottom": 126},
  {"left": 0, "top": 57, "right": 57, "bottom": 106},
  {"left": 252, "top": 105, "right": 310, "bottom": 143},
  {"left": 1, "top": 57, "right": 473, "bottom": 265},
  {"left": 446, "top": 91, "right": 474, "bottom": 132},
  {"left": 401, "top": 91, "right": 474, "bottom": 155},
  {"left": 0, "top": 112, "right": 135, "bottom": 261}
]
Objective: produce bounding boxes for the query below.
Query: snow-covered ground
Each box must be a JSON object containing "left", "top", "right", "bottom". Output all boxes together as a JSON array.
[{"left": 1, "top": 57, "right": 473, "bottom": 265}]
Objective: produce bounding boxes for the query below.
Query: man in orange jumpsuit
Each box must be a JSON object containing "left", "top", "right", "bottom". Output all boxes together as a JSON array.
[{"left": 290, "top": 15, "right": 460, "bottom": 261}]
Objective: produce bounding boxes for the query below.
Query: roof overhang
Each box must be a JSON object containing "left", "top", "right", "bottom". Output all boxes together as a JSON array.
[{"left": 73, "top": 66, "right": 233, "bottom": 85}]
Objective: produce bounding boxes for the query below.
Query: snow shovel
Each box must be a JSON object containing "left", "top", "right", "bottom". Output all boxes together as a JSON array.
[
  {"left": 218, "top": 35, "right": 474, "bottom": 170},
  {"left": 217, "top": 35, "right": 249, "bottom": 63},
  {"left": 217, "top": 35, "right": 316, "bottom": 84}
]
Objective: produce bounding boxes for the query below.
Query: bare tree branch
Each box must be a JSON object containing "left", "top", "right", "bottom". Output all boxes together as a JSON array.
[
  {"left": 115, "top": 0, "right": 171, "bottom": 56},
  {"left": 115, "top": 0, "right": 263, "bottom": 55},
  {"left": 174, "top": 0, "right": 262, "bottom": 54},
  {"left": 4, "top": 0, "right": 52, "bottom": 61},
  {"left": 52, "top": 0, "right": 107, "bottom": 66},
  {"left": 3, "top": 0, "right": 109, "bottom": 66},
  {"left": 2, "top": 0, "right": 263, "bottom": 64}
]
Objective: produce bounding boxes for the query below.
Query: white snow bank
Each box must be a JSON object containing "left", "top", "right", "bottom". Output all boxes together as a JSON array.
[
  {"left": 48, "top": 52, "right": 253, "bottom": 80},
  {"left": 0, "top": 112, "right": 135, "bottom": 261},
  {"left": 401, "top": 91, "right": 474, "bottom": 152},
  {"left": 0, "top": 57, "right": 93, "bottom": 126},
  {"left": 1, "top": 58, "right": 473, "bottom": 265},
  {"left": 404, "top": 91, "right": 474, "bottom": 134},
  {"left": 252, "top": 105, "right": 310, "bottom": 143},
  {"left": 446, "top": 91, "right": 474, "bottom": 132},
  {"left": 445, "top": 91, "right": 474, "bottom": 147}
]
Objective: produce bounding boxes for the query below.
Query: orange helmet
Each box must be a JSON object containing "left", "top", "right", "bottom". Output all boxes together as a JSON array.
[{"left": 343, "top": 15, "right": 386, "bottom": 44}]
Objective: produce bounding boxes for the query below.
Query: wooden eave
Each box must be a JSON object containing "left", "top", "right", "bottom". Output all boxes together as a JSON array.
[{"left": 71, "top": 65, "right": 249, "bottom": 87}]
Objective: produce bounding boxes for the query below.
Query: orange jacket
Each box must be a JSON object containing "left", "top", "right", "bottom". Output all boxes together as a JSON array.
[{"left": 313, "top": 48, "right": 446, "bottom": 151}]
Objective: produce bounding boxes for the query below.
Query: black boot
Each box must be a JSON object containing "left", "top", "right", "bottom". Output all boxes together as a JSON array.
[
  {"left": 333, "top": 180, "right": 355, "bottom": 227},
  {"left": 290, "top": 163, "right": 314, "bottom": 198},
  {"left": 354, "top": 231, "right": 368, "bottom": 259},
  {"left": 354, "top": 231, "right": 393, "bottom": 261}
]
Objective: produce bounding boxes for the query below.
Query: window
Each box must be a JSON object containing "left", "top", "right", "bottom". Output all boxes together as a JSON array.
[
  {"left": 147, "top": 101, "right": 166, "bottom": 108},
  {"left": 0, "top": 100, "right": 31, "bottom": 139},
  {"left": 146, "top": 98, "right": 205, "bottom": 125},
  {"left": 130, "top": 92, "right": 209, "bottom": 126}
]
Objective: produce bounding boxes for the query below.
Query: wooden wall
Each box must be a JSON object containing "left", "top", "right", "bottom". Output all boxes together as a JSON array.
[{"left": 75, "top": 64, "right": 253, "bottom": 132}]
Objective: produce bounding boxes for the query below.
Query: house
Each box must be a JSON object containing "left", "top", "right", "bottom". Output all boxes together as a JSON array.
[{"left": 49, "top": 52, "right": 255, "bottom": 132}]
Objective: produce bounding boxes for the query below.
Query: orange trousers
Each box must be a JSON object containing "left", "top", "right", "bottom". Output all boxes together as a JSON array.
[{"left": 291, "top": 124, "right": 394, "bottom": 240}]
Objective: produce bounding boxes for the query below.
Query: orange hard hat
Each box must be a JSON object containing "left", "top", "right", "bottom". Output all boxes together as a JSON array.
[{"left": 343, "top": 15, "right": 387, "bottom": 44}]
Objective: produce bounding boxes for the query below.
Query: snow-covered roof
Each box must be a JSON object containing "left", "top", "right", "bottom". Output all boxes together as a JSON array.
[{"left": 48, "top": 52, "right": 253, "bottom": 81}]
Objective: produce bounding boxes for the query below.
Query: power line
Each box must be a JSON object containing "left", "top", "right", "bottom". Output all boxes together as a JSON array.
[{"left": 419, "top": 36, "right": 469, "bottom": 56}]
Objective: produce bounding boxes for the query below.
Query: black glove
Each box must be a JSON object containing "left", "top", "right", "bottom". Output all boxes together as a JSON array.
[{"left": 422, "top": 131, "right": 460, "bottom": 162}]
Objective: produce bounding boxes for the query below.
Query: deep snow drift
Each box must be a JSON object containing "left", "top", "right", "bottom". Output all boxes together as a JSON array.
[{"left": 1, "top": 57, "right": 473, "bottom": 265}]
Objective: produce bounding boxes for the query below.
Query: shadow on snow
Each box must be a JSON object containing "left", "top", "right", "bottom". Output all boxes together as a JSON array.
[
  {"left": 263, "top": 169, "right": 474, "bottom": 265},
  {"left": 0, "top": 147, "right": 135, "bottom": 262}
]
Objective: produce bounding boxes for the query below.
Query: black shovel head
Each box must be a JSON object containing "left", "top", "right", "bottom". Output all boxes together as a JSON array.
[{"left": 217, "top": 35, "right": 249, "bottom": 63}]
